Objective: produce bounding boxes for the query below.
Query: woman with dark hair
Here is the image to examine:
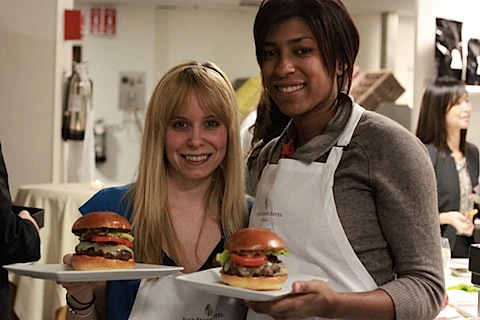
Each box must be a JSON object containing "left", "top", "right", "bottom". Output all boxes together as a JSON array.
[
  {"left": 245, "top": 0, "right": 445, "bottom": 319},
  {"left": 417, "top": 76, "right": 479, "bottom": 258}
]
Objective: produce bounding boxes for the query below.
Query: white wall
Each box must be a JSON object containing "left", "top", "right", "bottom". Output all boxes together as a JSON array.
[
  {"left": 354, "top": 13, "right": 415, "bottom": 108},
  {"left": 0, "top": 0, "right": 73, "bottom": 197},
  {"left": 73, "top": 5, "right": 157, "bottom": 185},
  {"left": 414, "top": 0, "right": 480, "bottom": 147},
  {"left": 354, "top": 14, "right": 382, "bottom": 71},
  {"left": 155, "top": 8, "right": 259, "bottom": 81},
  {"left": 75, "top": 5, "right": 260, "bottom": 184},
  {"left": 395, "top": 16, "right": 416, "bottom": 107}
]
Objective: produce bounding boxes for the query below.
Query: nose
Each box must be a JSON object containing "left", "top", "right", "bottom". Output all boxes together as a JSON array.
[
  {"left": 274, "top": 53, "right": 295, "bottom": 78},
  {"left": 460, "top": 100, "right": 472, "bottom": 115},
  {"left": 187, "top": 126, "right": 205, "bottom": 147}
]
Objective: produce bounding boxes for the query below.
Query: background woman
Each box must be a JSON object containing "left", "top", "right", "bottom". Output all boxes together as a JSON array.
[
  {"left": 60, "top": 61, "right": 250, "bottom": 320},
  {"left": 417, "top": 76, "right": 479, "bottom": 258},
  {"left": 240, "top": 89, "right": 290, "bottom": 157}
]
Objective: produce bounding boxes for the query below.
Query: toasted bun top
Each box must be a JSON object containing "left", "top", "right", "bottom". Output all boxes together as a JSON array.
[
  {"left": 72, "top": 211, "right": 131, "bottom": 233},
  {"left": 225, "top": 228, "right": 285, "bottom": 252}
]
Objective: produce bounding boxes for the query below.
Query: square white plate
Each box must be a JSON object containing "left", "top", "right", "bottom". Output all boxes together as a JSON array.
[
  {"left": 449, "top": 258, "right": 470, "bottom": 277},
  {"left": 4, "top": 263, "right": 183, "bottom": 282},
  {"left": 176, "top": 267, "right": 327, "bottom": 302}
]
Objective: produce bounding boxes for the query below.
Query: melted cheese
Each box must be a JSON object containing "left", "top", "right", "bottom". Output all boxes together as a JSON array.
[{"left": 77, "top": 242, "right": 134, "bottom": 256}]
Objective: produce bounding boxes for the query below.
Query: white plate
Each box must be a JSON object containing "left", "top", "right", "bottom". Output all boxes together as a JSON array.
[
  {"left": 176, "top": 267, "right": 327, "bottom": 302},
  {"left": 449, "top": 258, "right": 470, "bottom": 277},
  {"left": 4, "top": 263, "right": 183, "bottom": 282},
  {"left": 449, "top": 258, "right": 469, "bottom": 270}
]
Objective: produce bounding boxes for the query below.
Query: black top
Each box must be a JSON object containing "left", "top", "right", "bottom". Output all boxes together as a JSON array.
[
  {"left": 0, "top": 142, "right": 41, "bottom": 320},
  {"left": 162, "top": 240, "right": 223, "bottom": 270},
  {"left": 425, "top": 142, "right": 480, "bottom": 257}
]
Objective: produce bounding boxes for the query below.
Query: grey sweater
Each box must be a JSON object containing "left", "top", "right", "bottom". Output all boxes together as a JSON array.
[{"left": 246, "top": 95, "right": 445, "bottom": 320}]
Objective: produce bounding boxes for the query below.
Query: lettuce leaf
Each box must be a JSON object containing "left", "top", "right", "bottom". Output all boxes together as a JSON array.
[
  {"left": 266, "top": 249, "right": 290, "bottom": 257},
  {"left": 216, "top": 249, "right": 231, "bottom": 264},
  {"left": 215, "top": 248, "right": 290, "bottom": 264}
]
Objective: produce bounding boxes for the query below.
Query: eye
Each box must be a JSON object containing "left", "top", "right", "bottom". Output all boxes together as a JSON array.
[
  {"left": 263, "top": 49, "right": 277, "bottom": 59},
  {"left": 296, "top": 47, "right": 313, "bottom": 55},
  {"left": 171, "top": 120, "right": 189, "bottom": 130},
  {"left": 205, "top": 119, "right": 222, "bottom": 129}
]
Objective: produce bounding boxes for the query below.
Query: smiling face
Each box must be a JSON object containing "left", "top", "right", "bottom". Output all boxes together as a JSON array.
[
  {"left": 260, "top": 17, "right": 339, "bottom": 120},
  {"left": 165, "top": 91, "right": 228, "bottom": 183},
  {"left": 446, "top": 93, "right": 471, "bottom": 131}
]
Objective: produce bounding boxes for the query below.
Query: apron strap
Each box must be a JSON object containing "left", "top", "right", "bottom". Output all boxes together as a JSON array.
[
  {"left": 326, "top": 104, "right": 364, "bottom": 169},
  {"left": 338, "top": 103, "right": 365, "bottom": 146}
]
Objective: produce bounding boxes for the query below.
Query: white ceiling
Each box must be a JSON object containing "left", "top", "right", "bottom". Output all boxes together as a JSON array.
[{"left": 75, "top": 0, "right": 415, "bottom": 16}]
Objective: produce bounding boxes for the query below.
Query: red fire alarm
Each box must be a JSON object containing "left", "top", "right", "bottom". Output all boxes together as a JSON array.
[
  {"left": 104, "top": 8, "right": 116, "bottom": 35},
  {"left": 64, "top": 10, "right": 83, "bottom": 40},
  {"left": 90, "top": 7, "right": 102, "bottom": 35},
  {"left": 89, "top": 7, "right": 116, "bottom": 36}
]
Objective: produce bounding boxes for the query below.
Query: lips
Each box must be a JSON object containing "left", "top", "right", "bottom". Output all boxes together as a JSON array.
[
  {"left": 276, "top": 83, "right": 305, "bottom": 93},
  {"left": 183, "top": 154, "right": 209, "bottom": 162}
]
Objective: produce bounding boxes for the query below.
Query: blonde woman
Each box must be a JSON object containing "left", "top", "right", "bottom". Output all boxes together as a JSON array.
[{"left": 59, "top": 61, "right": 250, "bottom": 320}]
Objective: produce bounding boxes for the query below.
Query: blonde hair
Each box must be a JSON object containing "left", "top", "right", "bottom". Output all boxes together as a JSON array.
[{"left": 129, "top": 61, "right": 248, "bottom": 264}]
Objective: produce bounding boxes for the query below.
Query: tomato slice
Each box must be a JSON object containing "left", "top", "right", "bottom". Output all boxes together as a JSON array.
[
  {"left": 89, "top": 235, "right": 133, "bottom": 247},
  {"left": 230, "top": 252, "right": 266, "bottom": 267}
]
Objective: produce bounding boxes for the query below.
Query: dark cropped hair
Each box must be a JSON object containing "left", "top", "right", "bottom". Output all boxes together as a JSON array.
[
  {"left": 416, "top": 76, "right": 468, "bottom": 156},
  {"left": 253, "top": 0, "right": 360, "bottom": 94}
]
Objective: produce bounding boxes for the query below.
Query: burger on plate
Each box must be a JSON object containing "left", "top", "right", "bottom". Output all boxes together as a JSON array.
[
  {"left": 71, "top": 211, "right": 135, "bottom": 270},
  {"left": 216, "top": 228, "right": 289, "bottom": 290}
]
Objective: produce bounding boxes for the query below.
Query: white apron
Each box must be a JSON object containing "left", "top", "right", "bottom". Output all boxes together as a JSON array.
[
  {"left": 248, "top": 104, "right": 377, "bottom": 320},
  {"left": 129, "top": 273, "right": 247, "bottom": 320}
]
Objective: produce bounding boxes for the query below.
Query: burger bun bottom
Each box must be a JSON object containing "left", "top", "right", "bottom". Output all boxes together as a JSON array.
[
  {"left": 71, "top": 255, "right": 135, "bottom": 271},
  {"left": 220, "top": 272, "right": 287, "bottom": 291}
]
